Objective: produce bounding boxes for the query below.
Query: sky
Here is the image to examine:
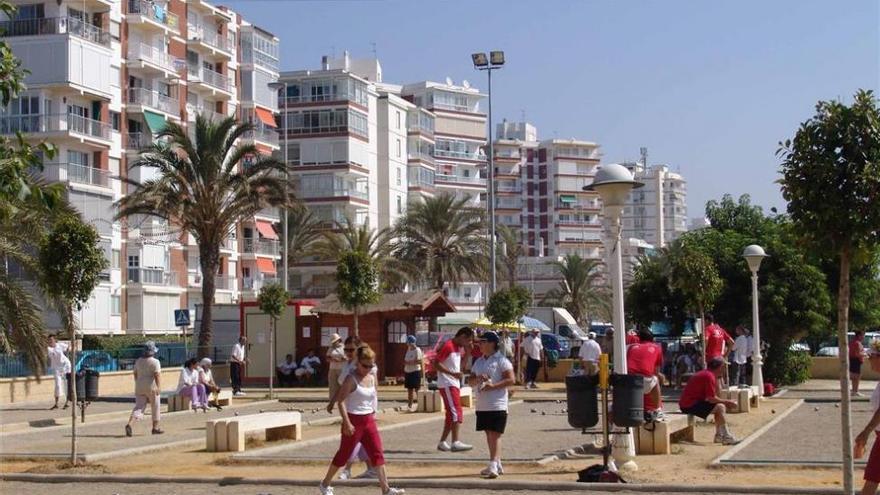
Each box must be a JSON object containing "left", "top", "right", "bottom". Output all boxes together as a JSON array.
[{"left": 223, "top": 0, "right": 879, "bottom": 217}]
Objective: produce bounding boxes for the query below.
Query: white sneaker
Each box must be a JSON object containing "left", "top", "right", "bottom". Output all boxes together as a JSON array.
[
  {"left": 356, "top": 467, "right": 378, "bottom": 479},
  {"left": 437, "top": 441, "right": 451, "bottom": 452},
  {"left": 497, "top": 461, "right": 504, "bottom": 475},
  {"left": 383, "top": 488, "right": 405, "bottom": 495},
  {"left": 451, "top": 441, "right": 473, "bottom": 452},
  {"left": 318, "top": 483, "right": 334, "bottom": 495},
  {"left": 338, "top": 467, "right": 351, "bottom": 480},
  {"left": 714, "top": 433, "right": 740, "bottom": 445},
  {"left": 234, "top": 391, "right": 246, "bottom": 397},
  {"left": 480, "top": 462, "right": 499, "bottom": 478}
]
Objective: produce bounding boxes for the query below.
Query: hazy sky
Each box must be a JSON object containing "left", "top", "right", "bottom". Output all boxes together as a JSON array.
[{"left": 224, "top": 0, "right": 878, "bottom": 217}]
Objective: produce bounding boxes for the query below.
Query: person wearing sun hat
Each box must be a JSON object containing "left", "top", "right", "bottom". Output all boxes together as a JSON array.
[
  {"left": 326, "top": 333, "right": 346, "bottom": 401},
  {"left": 855, "top": 340, "right": 880, "bottom": 494},
  {"left": 469, "top": 331, "right": 515, "bottom": 478},
  {"left": 125, "top": 341, "right": 163, "bottom": 437}
]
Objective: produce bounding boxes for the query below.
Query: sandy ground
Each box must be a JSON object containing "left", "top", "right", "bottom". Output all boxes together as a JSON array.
[{"left": 0, "top": 396, "right": 856, "bottom": 490}]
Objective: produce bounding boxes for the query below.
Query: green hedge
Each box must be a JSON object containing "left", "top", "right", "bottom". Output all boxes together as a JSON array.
[
  {"left": 82, "top": 335, "right": 183, "bottom": 353},
  {"left": 764, "top": 344, "right": 811, "bottom": 386}
]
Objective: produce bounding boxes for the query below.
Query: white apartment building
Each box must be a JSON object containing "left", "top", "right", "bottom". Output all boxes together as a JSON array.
[
  {"left": 621, "top": 160, "right": 688, "bottom": 248},
  {"left": 1, "top": 0, "right": 279, "bottom": 335}
]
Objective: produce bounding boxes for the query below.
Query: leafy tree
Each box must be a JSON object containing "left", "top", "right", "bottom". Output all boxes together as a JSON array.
[
  {"left": 258, "top": 282, "right": 288, "bottom": 399},
  {"left": 540, "top": 254, "right": 607, "bottom": 326},
  {"left": 39, "top": 217, "right": 108, "bottom": 465},
  {"left": 778, "top": 89, "right": 880, "bottom": 492},
  {"left": 667, "top": 240, "right": 723, "bottom": 355},
  {"left": 705, "top": 193, "right": 774, "bottom": 236},
  {"left": 336, "top": 250, "right": 380, "bottom": 337},
  {"left": 625, "top": 252, "right": 689, "bottom": 333},
  {"left": 486, "top": 285, "right": 531, "bottom": 326},
  {"left": 116, "top": 116, "right": 290, "bottom": 357},
  {"left": 393, "top": 194, "right": 486, "bottom": 290},
  {"left": 0, "top": 1, "right": 27, "bottom": 106},
  {"left": 496, "top": 224, "right": 525, "bottom": 289}
]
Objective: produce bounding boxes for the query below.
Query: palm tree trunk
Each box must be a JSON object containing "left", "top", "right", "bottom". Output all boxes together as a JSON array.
[
  {"left": 353, "top": 306, "right": 359, "bottom": 337},
  {"left": 67, "top": 305, "right": 77, "bottom": 466},
  {"left": 836, "top": 246, "right": 854, "bottom": 494},
  {"left": 269, "top": 317, "right": 275, "bottom": 399},
  {"left": 197, "top": 243, "right": 220, "bottom": 358}
]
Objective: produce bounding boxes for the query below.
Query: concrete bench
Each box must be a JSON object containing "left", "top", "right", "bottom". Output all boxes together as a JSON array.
[
  {"left": 169, "top": 390, "right": 232, "bottom": 412},
  {"left": 207, "top": 411, "right": 302, "bottom": 452},
  {"left": 417, "top": 386, "right": 474, "bottom": 413},
  {"left": 720, "top": 386, "right": 759, "bottom": 413},
  {"left": 633, "top": 414, "right": 695, "bottom": 455}
]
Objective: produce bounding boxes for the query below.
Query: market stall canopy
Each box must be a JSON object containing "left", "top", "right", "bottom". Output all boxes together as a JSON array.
[{"left": 311, "top": 290, "right": 455, "bottom": 317}]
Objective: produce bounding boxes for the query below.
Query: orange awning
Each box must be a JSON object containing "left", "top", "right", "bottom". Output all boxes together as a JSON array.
[
  {"left": 255, "top": 107, "right": 277, "bottom": 128},
  {"left": 256, "top": 258, "right": 277, "bottom": 274},
  {"left": 256, "top": 220, "right": 278, "bottom": 240}
]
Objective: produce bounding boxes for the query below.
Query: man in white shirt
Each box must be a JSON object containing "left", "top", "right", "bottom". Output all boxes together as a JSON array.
[
  {"left": 276, "top": 354, "right": 297, "bottom": 387},
  {"left": 296, "top": 349, "right": 322, "bottom": 382},
  {"left": 231, "top": 336, "right": 247, "bottom": 396},
  {"left": 434, "top": 327, "right": 475, "bottom": 452},
  {"left": 47, "top": 335, "right": 72, "bottom": 410},
  {"left": 523, "top": 329, "right": 544, "bottom": 389},
  {"left": 578, "top": 332, "right": 602, "bottom": 376},
  {"left": 732, "top": 325, "right": 752, "bottom": 388}
]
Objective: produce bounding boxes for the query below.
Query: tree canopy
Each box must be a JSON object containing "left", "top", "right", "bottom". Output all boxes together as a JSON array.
[{"left": 486, "top": 285, "right": 531, "bottom": 326}]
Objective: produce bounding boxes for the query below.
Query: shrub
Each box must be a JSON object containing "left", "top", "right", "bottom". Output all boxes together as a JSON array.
[
  {"left": 82, "top": 335, "right": 182, "bottom": 353},
  {"left": 763, "top": 343, "right": 811, "bottom": 386}
]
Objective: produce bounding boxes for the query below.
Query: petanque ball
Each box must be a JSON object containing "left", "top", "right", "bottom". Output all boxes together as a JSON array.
[
  {"left": 771, "top": 409, "right": 775, "bottom": 414},
  {"left": 814, "top": 407, "right": 820, "bottom": 412},
  {"left": 531, "top": 408, "right": 537, "bottom": 413}
]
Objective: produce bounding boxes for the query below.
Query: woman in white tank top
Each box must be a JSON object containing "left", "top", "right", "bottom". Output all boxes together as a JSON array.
[{"left": 319, "top": 346, "right": 403, "bottom": 495}]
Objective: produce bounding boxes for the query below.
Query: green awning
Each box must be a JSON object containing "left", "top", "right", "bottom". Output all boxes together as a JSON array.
[
  {"left": 143, "top": 110, "right": 167, "bottom": 134},
  {"left": 559, "top": 194, "right": 576, "bottom": 203}
]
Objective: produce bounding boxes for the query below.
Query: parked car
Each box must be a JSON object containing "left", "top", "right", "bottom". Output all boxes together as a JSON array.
[{"left": 815, "top": 331, "right": 880, "bottom": 357}]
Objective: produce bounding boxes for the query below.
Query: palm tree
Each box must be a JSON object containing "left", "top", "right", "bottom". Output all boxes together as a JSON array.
[
  {"left": 540, "top": 254, "right": 608, "bottom": 326},
  {"left": 281, "top": 205, "right": 325, "bottom": 287},
  {"left": 497, "top": 224, "right": 525, "bottom": 289},
  {"left": 116, "top": 115, "right": 290, "bottom": 355},
  {"left": 393, "top": 194, "right": 486, "bottom": 291},
  {"left": 311, "top": 217, "right": 407, "bottom": 291}
]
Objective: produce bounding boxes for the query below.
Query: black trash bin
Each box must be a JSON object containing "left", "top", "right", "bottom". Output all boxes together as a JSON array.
[
  {"left": 83, "top": 369, "right": 99, "bottom": 401},
  {"left": 66, "top": 371, "right": 86, "bottom": 401},
  {"left": 565, "top": 374, "right": 599, "bottom": 428},
  {"left": 611, "top": 373, "right": 644, "bottom": 427}
]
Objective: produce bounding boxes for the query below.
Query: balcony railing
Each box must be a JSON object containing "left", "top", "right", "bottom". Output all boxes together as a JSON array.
[
  {"left": 187, "top": 105, "right": 225, "bottom": 122},
  {"left": 127, "top": 132, "right": 152, "bottom": 150},
  {"left": 128, "top": 43, "right": 181, "bottom": 72},
  {"left": 495, "top": 198, "right": 522, "bottom": 209},
  {"left": 301, "top": 186, "right": 369, "bottom": 200},
  {"left": 496, "top": 184, "right": 522, "bottom": 193},
  {"left": 408, "top": 176, "right": 434, "bottom": 188},
  {"left": 242, "top": 276, "right": 279, "bottom": 291},
  {"left": 188, "top": 24, "right": 231, "bottom": 52},
  {"left": 242, "top": 238, "right": 279, "bottom": 256},
  {"left": 128, "top": 267, "right": 178, "bottom": 286},
  {"left": 0, "top": 16, "right": 111, "bottom": 47},
  {"left": 243, "top": 128, "right": 279, "bottom": 146},
  {"left": 0, "top": 113, "right": 110, "bottom": 141},
  {"left": 190, "top": 274, "right": 236, "bottom": 290},
  {"left": 187, "top": 65, "right": 232, "bottom": 92},
  {"left": 435, "top": 174, "right": 486, "bottom": 186},
  {"left": 241, "top": 49, "right": 279, "bottom": 72},
  {"left": 290, "top": 286, "right": 335, "bottom": 298},
  {"left": 43, "top": 162, "right": 111, "bottom": 188},
  {"left": 128, "top": 0, "right": 180, "bottom": 33},
  {"left": 128, "top": 87, "right": 179, "bottom": 115},
  {"left": 434, "top": 149, "right": 484, "bottom": 160}
]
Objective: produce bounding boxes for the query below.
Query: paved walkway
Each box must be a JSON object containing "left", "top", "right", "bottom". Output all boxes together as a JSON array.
[
  {"left": 240, "top": 401, "right": 593, "bottom": 464},
  {"left": 727, "top": 400, "right": 872, "bottom": 465},
  {"left": 0, "top": 400, "right": 134, "bottom": 426}
]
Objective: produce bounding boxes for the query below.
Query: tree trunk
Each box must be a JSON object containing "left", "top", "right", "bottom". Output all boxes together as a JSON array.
[
  {"left": 353, "top": 306, "right": 359, "bottom": 337},
  {"left": 699, "top": 306, "right": 706, "bottom": 370},
  {"left": 197, "top": 242, "right": 221, "bottom": 358},
  {"left": 837, "top": 247, "right": 854, "bottom": 494},
  {"left": 269, "top": 317, "right": 275, "bottom": 399},
  {"left": 67, "top": 306, "right": 77, "bottom": 466}
]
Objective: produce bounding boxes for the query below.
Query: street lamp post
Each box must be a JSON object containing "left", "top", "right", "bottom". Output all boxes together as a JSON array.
[
  {"left": 585, "top": 163, "right": 643, "bottom": 471},
  {"left": 268, "top": 81, "right": 289, "bottom": 292},
  {"left": 472, "top": 51, "right": 504, "bottom": 297},
  {"left": 742, "top": 244, "right": 768, "bottom": 394}
]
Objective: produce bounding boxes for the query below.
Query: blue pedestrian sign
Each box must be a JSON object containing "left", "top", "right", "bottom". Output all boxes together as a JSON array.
[{"left": 174, "top": 309, "right": 191, "bottom": 327}]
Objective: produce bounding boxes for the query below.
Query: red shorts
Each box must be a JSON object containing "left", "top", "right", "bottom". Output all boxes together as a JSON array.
[
  {"left": 331, "top": 413, "right": 385, "bottom": 468},
  {"left": 440, "top": 386, "right": 463, "bottom": 427},
  {"left": 866, "top": 433, "right": 880, "bottom": 482}
]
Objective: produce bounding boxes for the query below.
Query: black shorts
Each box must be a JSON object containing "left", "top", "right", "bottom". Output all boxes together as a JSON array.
[
  {"left": 851, "top": 360, "right": 863, "bottom": 375},
  {"left": 476, "top": 410, "right": 508, "bottom": 434},
  {"left": 404, "top": 371, "right": 422, "bottom": 390},
  {"left": 680, "top": 400, "right": 716, "bottom": 420}
]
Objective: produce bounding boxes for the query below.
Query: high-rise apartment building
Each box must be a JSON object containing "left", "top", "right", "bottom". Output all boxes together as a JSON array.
[
  {"left": 1, "top": 0, "right": 279, "bottom": 335},
  {"left": 621, "top": 160, "right": 688, "bottom": 248}
]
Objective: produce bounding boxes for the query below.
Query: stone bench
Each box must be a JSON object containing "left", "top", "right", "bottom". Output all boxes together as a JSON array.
[
  {"left": 168, "top": 390, "right": 232, "bottom": 412},
  {"left": 720, "top": 386, "right": 759, "bottom": 413},
  {"left": 633, "top": 414, "right": 696, "bottom": 455},
  {"left": 207, "top": 411, "right": 302, "bottom": 452},
  {"left": 417, "top": 386, "right": 474, "bottom": 413}
]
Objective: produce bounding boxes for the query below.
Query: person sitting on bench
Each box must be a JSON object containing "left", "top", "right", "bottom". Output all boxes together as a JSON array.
[
  {"left": 277, "top": 354, "right": 297, "bottom": 387},
  {"left": 679, "top": 357, "right": 740, "bottom": 445},
  {"left": 295, "top": 349, "right": 322, "bottom": 384},
  {"left": 199, "top": 358, "right": 223, "bottom": 411}
]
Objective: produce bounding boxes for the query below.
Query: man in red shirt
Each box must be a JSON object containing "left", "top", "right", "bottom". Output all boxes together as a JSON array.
[
  {"left": 679, "top": 357, "right": 740, "bottom": 445},
  {"left": 433, "top": 327, "right": 475, "bottom": 452},
  {"left": 850, "top": 330, "right": 866, "bottom": 397},
  {"left": 703, "top": 314, "right": 734, "bottom": 386},
  {"left": 627, "top": 329, "right": 663, "bottom": 413}
]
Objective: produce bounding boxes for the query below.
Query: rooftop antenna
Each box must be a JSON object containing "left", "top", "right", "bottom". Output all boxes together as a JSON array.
[
  {"left": 640, "top": 147, "right": 648, "bottom": 167},
  {"left": 520, "top": 109, "right": 526, "bottom": 122},
  {"left": 370, "top": 41, "right": 377, "bottom": 59}
]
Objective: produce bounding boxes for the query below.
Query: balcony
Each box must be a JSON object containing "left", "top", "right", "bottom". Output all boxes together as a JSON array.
[
  {"left": 128, "top": 267, "right": 178, "bottom": 286},
  {"left": 0, "top": 16, "right": 111, "bottom": 48},
  {"left": 242, "top": 238, "right": 279, "bottom": 256},
  {"left": 128, "top": 87, "right": 179, "bottom": 116},
  {"left": 242, "top": 275, "right": 279, "bottom": 291},
  {"left": 300, "top": 186, "right": 369, "bottom": 201},
  {"left": 290, "top": 285, "right": 335, "bottom": 298},
  {"left": 127, "top": 132, "right": 153, "bottom": 151},
  {"left": 127, "top": 0, "right": 180, "bottom": 34},
  {"left": 495, "top": 198, "right": 522, "bottom": 210},
  {"left": 187, "top": 65, "right": 233, "bottom": 94},
  {"left": 189, "top": 274, "right": 236, "bottom": 291},
  {"left": 0, "top": 113, "right": 111, "bottom": 145},
  {"left": 241, "top": 49, "right": 279, "bottom": 72},
  {"left": 434, "top": 149, "right": 484, "bottom": 161},
  {"left": 187, "top": 23, "right": 233, "bottom": 55},
  {"left": 435, "top": 174, "right": 486, "bottom": 186},
  {"left": 43, "top": 162, "right": 112, "bottom": 189},
  {"left": 243, "top": 128, "right": 279, "bottom": 146},
  {"left": 186, "top": 105, "right": 226, "bottom": 122},
  {"left": 496, "top": 184, "right": 522, "bottom": 193},
  {"left": 127, "top": 43, "right": 182, "bottom": 74}
]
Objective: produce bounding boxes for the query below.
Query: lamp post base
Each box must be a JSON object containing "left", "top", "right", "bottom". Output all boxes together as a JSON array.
[{"left": 611, "top": 431, "right": 638, "bottom": 472}]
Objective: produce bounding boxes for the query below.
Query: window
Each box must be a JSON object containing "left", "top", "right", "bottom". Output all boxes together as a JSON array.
[
  {"left": 110, "top": 111, "right": 120, "bottom": 131},
  {"left": 397, "top": 195, "right": 402, "bottom": 214},
  {"left": 14, "top": 4, "right": 44, "bottom": 20},
  {"left": 395, "top": 111, "right": 401, "bottom": 129},
  {"left": 112, "top": 249, "right": 121, "bottom": 269},
  {"left": 109, "top": 20, "right": 121, "bottom": 40},
  {"left": 68, "top": 150, "right": 89, "bottom": 167},
  {"left": 387, "top": 321, "right": 408, "bottom": 344},
  {"left": 128, "top": 255, "right": 139, "bottom": 268},
  {"left": 111, "top": 295, "right": 121, "bottom": 315},
  {"left": 463, "top": 287, "right": 472, "bottom": 299},
  {"left": 396, "top": 167, "right": 401, "bottom": 186},
  {"left": 396, "top": 139, "right": 401, "bottom": 158}
]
